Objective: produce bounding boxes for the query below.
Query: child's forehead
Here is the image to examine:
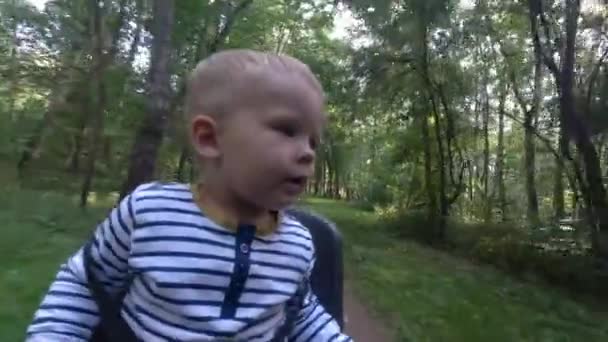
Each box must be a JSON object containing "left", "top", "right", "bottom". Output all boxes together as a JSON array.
[
  {"left": 194, "top": 49, "right": 310, "bottom": 74},
  {"left": 242, "top": 73, "right": 325, "bottom": 115},
  {"left": 185, "top": 50, "right": 325, "bottom": 121},
  {"left": 189, "top": 50, "right": 322, "bottom": 96}
]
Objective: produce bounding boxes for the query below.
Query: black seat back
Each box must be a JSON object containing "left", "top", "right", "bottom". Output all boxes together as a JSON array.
[{"left": 285, "top": 207, "right": 345, "bottom": 329}]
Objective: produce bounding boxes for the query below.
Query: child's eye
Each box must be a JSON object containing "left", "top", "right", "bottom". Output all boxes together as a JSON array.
[
  {"left": 309, "top": 137, "right": 318, "bottom": 151},
  {"left": 271, "top": 122, "right": 297, "bottom": 137}
]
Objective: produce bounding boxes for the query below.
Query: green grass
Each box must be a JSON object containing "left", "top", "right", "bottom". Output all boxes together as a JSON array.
[
  {"left": 302, "top": 198, "right": 608, "bottom": 342},
  {"left": 3, "top": 188, "right": 608, "bottom": 341},
  {"left": 0, "top": 185, "right": 113, "bottom": 341}
]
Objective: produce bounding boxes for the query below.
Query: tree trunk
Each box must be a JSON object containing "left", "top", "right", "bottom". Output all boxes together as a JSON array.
[
  {"left": 418, "top": 22, "right": 444, "bottom": 239},
  {"left": 175, "top": 147, "right": 188, "bottom": 182},
  {"left": 468, "top": 161, "right": 474, "bottom": 201},
  {"left": 120, "top": 0, "right": 175, "bottom": 199},
  {"left": 324, "top": 142, "right": 334, "bottom": 198},
  {"left": 524, "top": 49, "right": 543, "bottom": 227},
  {"left": 80, "top": 0, "right": 108, "bottom": 207},
  {"left": 427, "top": 83, "right": 448, "bottom": 239},
  {"left": 482, "top": 79, "right": 491, "bottom": 222},
  {"left": 473, "top": 90, "right": 481, "bottom": 186},
  {"left": 333, "top": 164, "right": 340, "bottom": 198},
  {"left": 17, "top": 86, "right": 72, "bottom": 176},
  {"left": 17, "top": 115, "right": 50, "bottom": 176},
  {"left": 323, "top": 165, "right": 328, "bottom": 197},
  {"left": 560, "top": 73, "right": 608, "bottom": 257},
  {"left": 127, "top": 0, "right": 143, "bottom": 65},
  {"left": 313, "top": 149, "right": 323, "bottom": 195},
  {"left": 168, "top": 0, "right": 253, "bottom": 186},
  {"left": 531, "top": 0, "right": 608, "bottom": 255},
  {"left": 8, "top": 0, "right": 18, "bottom": 122},
  {"left": 326, "top": 160, "right": 334, "bottom": 198},
  {"left": 524, "top": 106, "right": 540, "bottom": 226},
  {"left": 103, "top": 137, "right": 112, "bottom": 168},
  {"left": 189, "top": 157, "right": 195, "bottom": 182},
  {"left": 67, "top": 110, "right": 88, "bottom": 173},
  {"left": 431, "top": 104, "right": 448, "bottom": 240},
  {"left": 332, "top": 144, "right": 340, "bottom": 198},
  {"left": 496, "top": 83, "right": 507, "bottom": 221},
  {"left": 553, "top": 127, "right": 566, "bottom": 220},
  {"left": 421, "top": 112, "right": 436, "bottom": 231}
]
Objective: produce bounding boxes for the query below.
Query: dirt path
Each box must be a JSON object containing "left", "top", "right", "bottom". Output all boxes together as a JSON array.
[{"left": 343, "top": 282, "right": 393, "bottom": 341}]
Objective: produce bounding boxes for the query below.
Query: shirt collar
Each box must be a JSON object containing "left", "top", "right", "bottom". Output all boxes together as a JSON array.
[{"left": 190, "top": 183, "right": 280, "bottom": 236}]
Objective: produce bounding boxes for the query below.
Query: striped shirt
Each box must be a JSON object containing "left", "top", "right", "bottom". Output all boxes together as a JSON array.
[{"left": 26, "top": 182, "right": 352, "bottom": 341}]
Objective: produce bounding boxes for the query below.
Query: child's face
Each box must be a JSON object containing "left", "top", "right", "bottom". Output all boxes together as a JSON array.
[{"left": 193, "top": 74, "right": 325, "bottom": 212}]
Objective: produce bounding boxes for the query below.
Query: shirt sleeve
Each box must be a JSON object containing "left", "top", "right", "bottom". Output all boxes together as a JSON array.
[
  {"left": 25, "top": 191, "right": 138, "bottom": 342},
  {"left": 288, "top": 252, "right": 352, "bottom": 342}
]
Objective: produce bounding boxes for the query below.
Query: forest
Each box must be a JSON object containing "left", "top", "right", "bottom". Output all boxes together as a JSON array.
[{"left": 1, "top": 0, "right": 608, "bottom": 341}]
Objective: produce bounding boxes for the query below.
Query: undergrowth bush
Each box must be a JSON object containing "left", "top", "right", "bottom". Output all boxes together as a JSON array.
[{"left": 377, "top": 208, "right": 608, "bottom": 299}]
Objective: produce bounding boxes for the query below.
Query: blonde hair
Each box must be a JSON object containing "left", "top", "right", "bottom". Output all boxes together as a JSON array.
[{"left": 184, "top": 49, "right": 324, "bottom": 119}]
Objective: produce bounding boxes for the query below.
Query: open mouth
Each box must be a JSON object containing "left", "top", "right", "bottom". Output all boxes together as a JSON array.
[
  {"left": 287, "top": 177, "right": 307, "bottom": 187},
  {"left": 283, "top": 176, "right": 308, "bottom": 193}
]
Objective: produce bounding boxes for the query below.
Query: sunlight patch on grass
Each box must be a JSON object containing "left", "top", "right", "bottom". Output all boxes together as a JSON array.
[{"left": 86, "top": 191, "right": 120, "bottom": 207}]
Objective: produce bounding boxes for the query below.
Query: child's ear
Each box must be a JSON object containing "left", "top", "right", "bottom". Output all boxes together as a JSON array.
[{"left": 191, "top": 114, "right": 221, "bottom": 158}]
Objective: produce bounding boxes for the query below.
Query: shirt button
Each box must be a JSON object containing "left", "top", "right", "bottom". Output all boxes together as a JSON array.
[{"left": 240, "top": 243, "right": 249, "bottom": 254}]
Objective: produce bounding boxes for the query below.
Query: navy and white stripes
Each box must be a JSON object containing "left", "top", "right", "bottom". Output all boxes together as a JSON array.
[{"left": 26, "top": 182, "right": 352, "bottom": 341}]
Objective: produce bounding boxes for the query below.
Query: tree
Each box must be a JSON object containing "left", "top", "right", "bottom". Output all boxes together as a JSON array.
[
  {"left": 495, "top": 82, "right": 508, "bottom": 221},
  {"left": 529, "top": 0, "right": 608, "bottom": 256},
  {"left": 5, "top": 0, "right": 608, "bottom": 289},
  {"left": 80, "top": 0, "right": 108, "bottom": 207},
  {"left": 120, "top": 0, "right": 174, "bottom": 199},
  {"left": 172, "top": 0, "right": 255, "bottom": 182}
]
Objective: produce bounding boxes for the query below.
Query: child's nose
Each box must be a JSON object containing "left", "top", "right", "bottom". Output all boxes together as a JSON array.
[
  {"left": 298, "top": 147, "right": 314, "bottom": 164},
  {"left": 297, "top": 139, "right": 315, "bottom": 165}
]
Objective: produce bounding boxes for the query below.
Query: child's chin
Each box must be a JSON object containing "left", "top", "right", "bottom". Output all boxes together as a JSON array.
[{"left": 267, "top": 195, "right": 299, "bottom": 211}]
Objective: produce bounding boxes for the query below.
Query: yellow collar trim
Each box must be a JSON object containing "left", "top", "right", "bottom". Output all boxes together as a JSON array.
[{"left": 190, "top": 184, "right": 279, "bottom": 236}]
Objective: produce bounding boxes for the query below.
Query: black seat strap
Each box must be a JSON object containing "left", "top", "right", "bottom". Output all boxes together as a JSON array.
[{"left": 83, "top": 239, "right": 138, "bottom": 342}]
